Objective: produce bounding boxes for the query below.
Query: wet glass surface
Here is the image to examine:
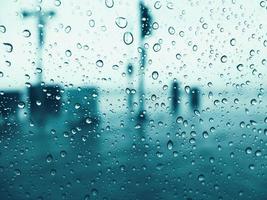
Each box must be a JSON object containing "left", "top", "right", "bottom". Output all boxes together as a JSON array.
[{"left": 0, "top": 0, "right": 267, "bottom": 200}]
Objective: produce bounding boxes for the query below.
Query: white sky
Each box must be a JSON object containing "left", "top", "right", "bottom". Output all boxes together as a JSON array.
[{"left": 0, "top": 0, "right": 267, "bottom": 92}]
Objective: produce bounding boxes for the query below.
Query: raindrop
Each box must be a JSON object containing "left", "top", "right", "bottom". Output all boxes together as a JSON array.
[
  {"left": 176, "top": 53, "right": 181, "bottom": 60},
  {"left": 220, "top": 55, "right": 227, "bottom": 63},
  {"left": 198, "top": 174, "right": 205, "bottom": 182},
  {"left": 202, "top": 131, "right": 209, "bottom": 139},
  {"left": 167, "top": 140, "right": 173, "bottom": 150},
  {"left": 230, "top": 38, "right": 236, "bottom": 46},
  {"left": 236, "top": 64, "right": 244, "bottom": 71},
  {"left": 115, "top": 17, "right": 128, "bottom": 29},
  {"left": 65, "top": 26, "right": 71, "bottom": 33},
  {"left": 123, "top": 32, "right": 134, "bottom": 45},
  {"left": 65, "top": 49, "right": 72, "bottom": 57},
  {"left": 3, "top": 43, "right": 13, "bottom": 53},
  {"left": 85, "top": 117, "right": 92, "bottom": 124},
  {"left": 96, "top": 60, "right": 104, "bottom": 67},
  {"left": 168, "top": 26, "right": 175, "bottom": 35},
  {"left": 89, "top": 19, "right": 95, "bottom": 27},
  {"left": 22, "top": 29, "right": 31, "bottom": 38},
  {"left": 0, "top": 25, "right": 6, "bottom": 33},
  {"left": 153, "top": 43, "right": 161, "bottom": 52},
  {"left": 105, "top": 0, "right": 114, "bottom": 8},
  {"left": 0, "top": 72, "right": 3, "bottom": 78},
  {"left": 91, "top": 188, "right": 98, "bottom": 196},
  {"left": 255, "top": 150, "right": 262, "bottom": 157},
  {"left": 245, "top": 147, "right": 252, "bottom": 154},
  {"left": 46, "top": 154, "right": 53, "bottom": 163},
  {"left": 54, "top": 0, "right": 61, "bottom": 6},
  {"left": 18, "top": 102, "right": 25, "bottom": 109},
  {"left": 152, "top": 71, "right": 159, "bottom": 80},
  {"left": 60, "top": 150, "right": 67, "bottom": 158},
  {"left": 154, "top": 1, "right": 161, "bottom": 9}
]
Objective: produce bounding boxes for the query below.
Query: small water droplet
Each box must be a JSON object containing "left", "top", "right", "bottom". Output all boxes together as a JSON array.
[
  {"left": 18, "top": 102, "right": 25, "bottom": 109},
  {"left": 115, "top": 17, "right": 128, "bottom": 29},
  {"left": 167, "top": 140, "right": 173, "bottom": 150},
  {"left": 22, "top": 29, "right": 31, "bottom": 38},
  {"left": 0, "top": 25, "right": 6, "bottom": 33},
  {"left": 123, "top": 32, "right": 133, "bottom": 45},
  {"left": 153, "top": 43, "right": 161, "bottom": 52},
  {"left": 220, "top": 55, "right": 227, "bottom": 63},
  {"left": 236, "top": 64, "right": 244, "bottom": 71},
  {"left": 3, "top": 43, "right": 13, "bottom": 53},
  {"left": 105, "top": 0, "right": 114, "bottom": 8},
  {"left": 46, "top": 154, "right": 53, "bottom": 163},
  {"left": 65, "top": 26, "right": 71, "bottom": 33},
  {"left": 96, "top": 60, "right": 104, "bottom": 67},
  {"left": 65, "top": 49, "right": 72, "bottom": 57},
  {"left": 152, "top": 71, "right": 159, "bottom": 80}
]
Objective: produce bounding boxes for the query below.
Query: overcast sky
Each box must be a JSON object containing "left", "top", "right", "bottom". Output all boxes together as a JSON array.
[{"left": 0, "top": 0, "right": 266, "bottom": 92}]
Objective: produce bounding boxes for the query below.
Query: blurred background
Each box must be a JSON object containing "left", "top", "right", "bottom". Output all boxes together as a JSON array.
[{"left": 0, "top": 0, "right": 267, "bottom": 199}]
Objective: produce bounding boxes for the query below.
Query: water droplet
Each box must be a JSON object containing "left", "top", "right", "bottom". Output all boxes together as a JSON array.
[
  {"left": 167, "top": 140, "right": 173, "bottom": 150},
  {"left": 123, "top": 32, "right": 133, "bottom": 45},
  {"left": 0, "top": 71, "right": 3, "bottom": 78},
  {"left": 176, "top": 116, "right": 183, "bottom": 123},
  {"left": 176, "top": 53, "right": 181, "bottom": 60},
  {"left": 115, "top": 17, "right": 128, "bottom": 29},
  {"left": 153, "top": 43, "right": 161, "bottom": 52},
  {"left": 60, "top": 150, "right": 67, "bottom": 157},
  {"left": 3, "top": 43, "right": 13, "bottom": 53},
  {"left": 85, "top": 117, "right": 92, "bottom": 124},
  {"left": 220, "top": 55, "right": 227, "bottom": 63},
  {"left": 18, "top": 102, "right": 25, "bottom": 109},
  {"left": 50, "top": 169, "right": 56, "bottom": 176},
  {"left": 255, "top": 150, "right": 262, "bottom": 157},
  {"left": 152, "top": 71, "right": 159, "bottom": 80},
  {"left": 236, "top": 64, "right": 243, "bottom": 71},
  {"left": 65, "top": 49, "right": 72, "bottom": 57},
  {"left": 202, "top": 131, "right": 209, "bottom": 139},
  {"left": 105, "top": 0, "right": 114, "bottom": 8},
  {"left": 22, "top": 29, "right": 31, "bottom": 38},
  {"left": 230, "top": 38, "right": 236, "bottom": 46},
  {"left": 168, "top": 26, "right": 175, "bottom": 35},
  {"left": 91, "top": 188, "right": 98, "bottom": 196},
  {"left": 0, "top": 25, "right": 6, "bottom": 33},
  {"left": 96, "top": 60, "right": 104, "bottom": 67},
  {"left": 54, "top": 0, "right": 61, "bottom": 6},
  {"left": 154, "top": 1, "right": 162, "bottom": 9},
  {"left": 65, "top": 26, "right": 71, "bottom": 33},
  {"left": 245, "top": 147, "right": 252, "bottom": 154},
  {"left": 89, "top": 19, "right": 95, "bottom": 27},
  {"left": 198, "top": 174, "right": 205, "bottom": 182},
  {"left": 46, "top": 154, "right": 53, "bottom": 163}
]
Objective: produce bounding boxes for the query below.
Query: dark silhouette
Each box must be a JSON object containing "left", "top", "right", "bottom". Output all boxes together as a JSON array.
[
  {"left": 64, "top": 87, "right": 100, "bottom": 129},
  {"left": 171, "top": 80, "right": 181, "bottom": 113},
  {"left": 190, "top": 87, "right": 200, "bottom": 110},
  {"left": 127, "top": 63, "right": 134, "bottom": 112},
  {"left": 137, "top": 1, "right": 153, "bottom": 122},
  {"left": 0, "top": 91, "right": 21, "bottom": 126},
  {"left": 28, "top": 85, "right": 61, "bottom": 120}
]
